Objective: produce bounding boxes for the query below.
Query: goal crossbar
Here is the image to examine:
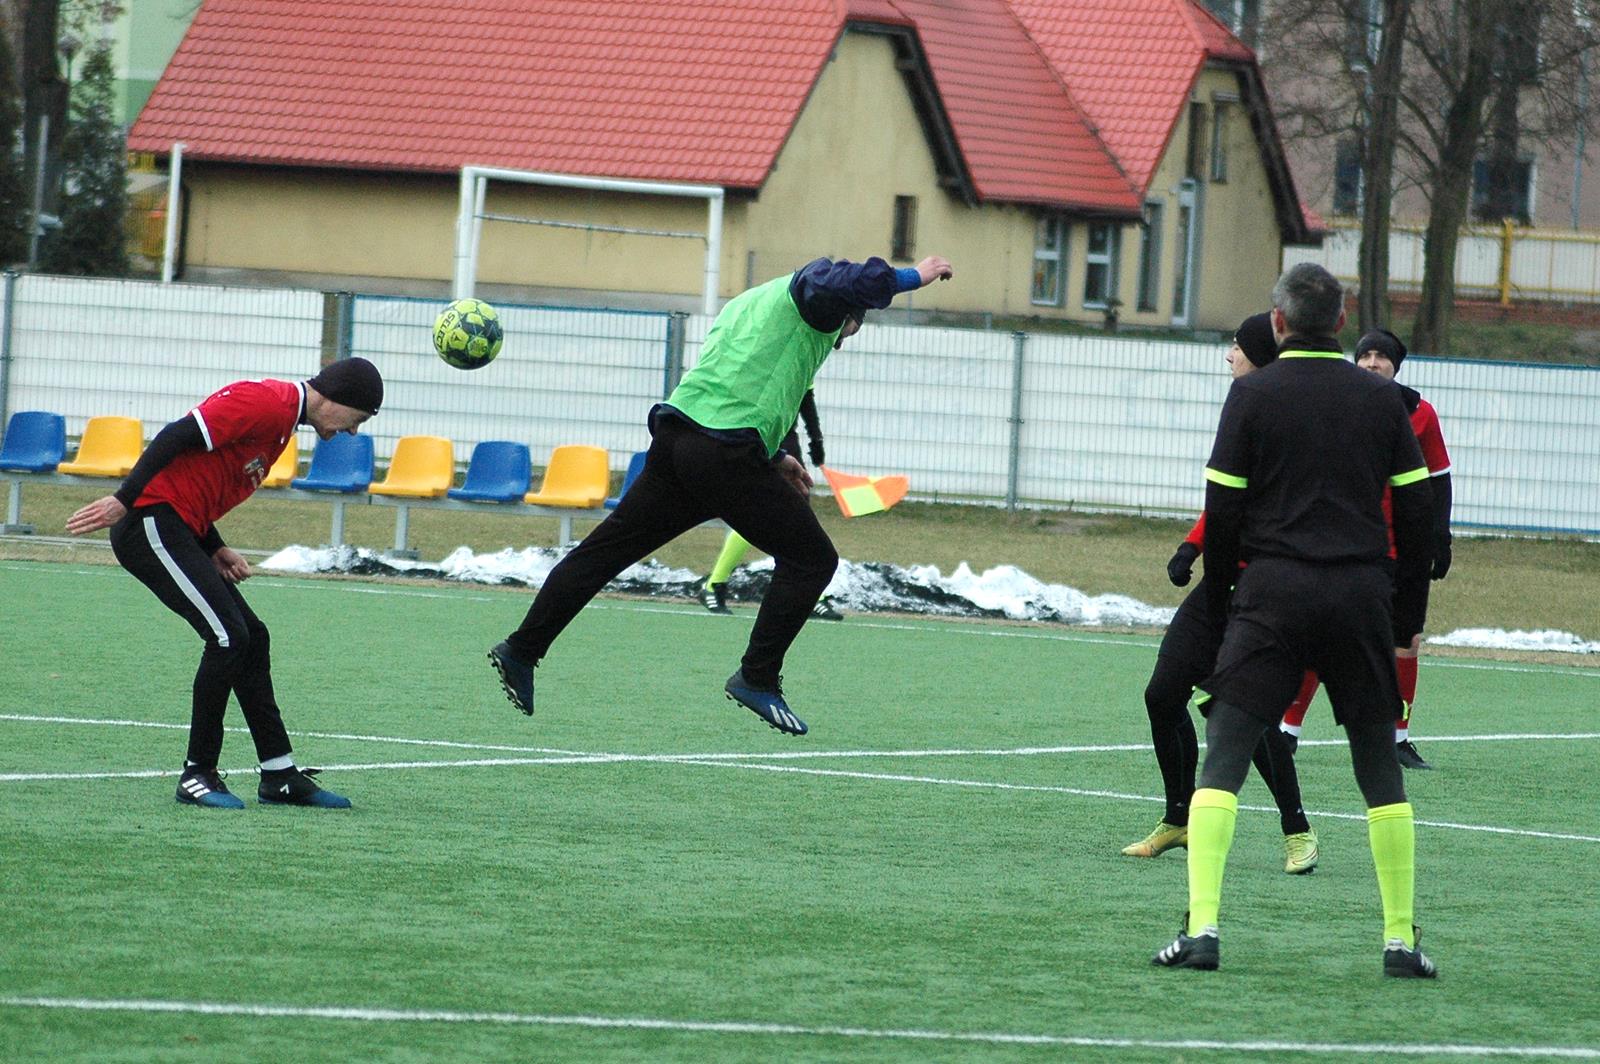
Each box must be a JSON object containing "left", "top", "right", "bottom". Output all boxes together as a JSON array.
[{"left": 453, "top": 166, "right": 725, "bottom": 314}]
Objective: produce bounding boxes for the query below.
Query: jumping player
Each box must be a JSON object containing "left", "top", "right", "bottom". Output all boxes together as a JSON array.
[
  {"left": 65, "top": 358, "right": 384, "bottom": 809},
  {"left": 1278, "top": 330, "right": 1453, "bottom": 769},
  {"left": 488, "top": 254, "right": 953, "bottom": 735},
  {"left": 1151, "top": 264, "right": 1438, "bottom": 978}
]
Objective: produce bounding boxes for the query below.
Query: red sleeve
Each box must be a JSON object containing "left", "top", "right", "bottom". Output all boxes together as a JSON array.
[
  {"left": 1411, "top": 400, "right": 1451, "bottom": 474},
  {"left": 191, "top": 380, "right": 292, "bottom": 452},
  {"left": 1184, "top": 510, "right": 1207, "bottom": 549}
]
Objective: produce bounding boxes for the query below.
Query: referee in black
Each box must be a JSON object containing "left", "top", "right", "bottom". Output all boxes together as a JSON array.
[{"left": 1151, "top": 263, "right": 1439, "bottom": 978}]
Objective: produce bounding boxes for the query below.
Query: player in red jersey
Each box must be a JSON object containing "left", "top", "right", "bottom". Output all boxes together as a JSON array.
[
  {"left": 1278, "top": 330, "right": 1453, "bottom": 769},
  {"left": 66, "top": 358, "right": 384, "bottom": 809}
]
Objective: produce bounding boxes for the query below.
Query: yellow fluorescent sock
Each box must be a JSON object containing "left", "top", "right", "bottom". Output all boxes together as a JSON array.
[
  {"left": 1186, "top": 788, "right": 1239, "bottom": 935},
  {"left": 1368, "top": 802, "right": 1416, "bottom": 947},
  {"left": 708, "top": 531, "right": 751, "bottom": 586}
]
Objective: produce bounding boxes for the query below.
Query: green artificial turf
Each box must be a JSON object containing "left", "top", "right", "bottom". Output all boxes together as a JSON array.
[{"left": 2, "top": 560, "right": 1598, "bottom": 1062}]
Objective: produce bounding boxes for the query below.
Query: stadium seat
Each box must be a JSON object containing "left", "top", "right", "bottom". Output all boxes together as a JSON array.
[
  {"left": 57, "top": 415, "right": 143, "bottom": 477},
  {"left": 448, "top": 441, "right": 532, "bottom": 503},
  {"left": 259, "top": 435, "right": 300, "bottom": 489},
  {"left": 291, "top": 432, "right": 374, "bottom": 493},
  {"left": 368, "top": 435, "right": 455, "bottom": 499},
  {"left": 0, "top": 411, "right": 67, "bottom": 472},
  {"left": 604, "top": 450, "right": 648, "bottom": 509},
  {"left": 525, "top": 445, "right": 609, "bottom": 508}
]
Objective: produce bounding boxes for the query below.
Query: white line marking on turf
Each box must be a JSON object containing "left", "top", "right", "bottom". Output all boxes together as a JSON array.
[{"left": 1, "top": 996, "right": 1594, "bottom": 1058}]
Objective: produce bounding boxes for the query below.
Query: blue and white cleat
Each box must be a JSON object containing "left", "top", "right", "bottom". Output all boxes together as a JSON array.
[
  {"left": 176, "top": 767, "right": 246, "bottom": 809},
  {"left": 258, "top": 766, "right": 351, "bottom": 809},
  {"left": 725, "top": 671, "right": 808, "bottom": 735}
]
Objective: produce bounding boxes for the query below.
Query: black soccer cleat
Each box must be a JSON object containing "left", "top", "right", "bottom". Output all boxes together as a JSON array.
[
  {"left": 1152, "top": 913, "right": 1219, "bottom": 971},
  {"left": 488, "top": 640, "right": 536, "bottom": 715},
  {"left": 725, "top": 670, "right": 807, "bottom": 735},
  {"left": 258, "top": 766, "right": 351, "bottom": 809},
  {"left": 810, "top": 596, "right": 843, "bottom": 621},
  {"left": 1395, "top": 740, "right": 1433, "bottom": 770},
  {"left": 1383, "top": 925, "right": 1438, "bottom": 979},
  {"left": 176, "top": 767, "right": 245, "bottom": 809},
  {"left": 699, "top": 580, "right": 731, "bottom": 615}
]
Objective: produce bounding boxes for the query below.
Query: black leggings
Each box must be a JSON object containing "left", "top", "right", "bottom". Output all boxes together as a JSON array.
[
  {"left": 1199, "top": 699, "right": 1405, "bottom": 808},
  {"left": 110, "top": 505, "right": 292, "bottom": 769},
  {"left": 508, "top": 415, "right": 838, "bottom": 686}
]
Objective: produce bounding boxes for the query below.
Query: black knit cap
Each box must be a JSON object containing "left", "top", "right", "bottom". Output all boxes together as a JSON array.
[
  {"left": 307, "top": 357, "right": 383, "bottom": 414},
  {"left": 1234, "top": 312, "right": 1279, "bottom": 368},
  {"left": 1355, "top": 329, "right": 1407, "bottom": 373}
]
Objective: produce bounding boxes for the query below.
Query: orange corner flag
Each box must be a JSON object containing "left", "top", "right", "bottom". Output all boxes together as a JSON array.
[{"left": 820, "top": 466, "right": 909, "bottom": 518}]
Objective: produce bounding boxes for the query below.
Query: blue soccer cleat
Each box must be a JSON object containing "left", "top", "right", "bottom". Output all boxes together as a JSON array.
[
  {"left": 258, "top": 766, "right": 351, "bottom": 809},
  {"left": 488, "top": 640, "right": 536, "bottom": 715},
  {"left": 176, "top": 767, "right": 246, "bottom": 809},
  {"left": 725, "top": 670, "right": 807, "bottom": 735}
]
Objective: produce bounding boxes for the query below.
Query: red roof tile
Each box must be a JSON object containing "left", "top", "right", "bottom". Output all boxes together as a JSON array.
[
  {"left": 128, "top": 0, "right": 1243, "bottom": 215},
  {"left": 1008, "top": 0, "right": 1253, "bottom": 195}
]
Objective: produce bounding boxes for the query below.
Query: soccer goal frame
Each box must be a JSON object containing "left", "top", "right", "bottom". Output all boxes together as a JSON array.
[{"left": 452, "top": 166, "right": 726, "bottom": 315}]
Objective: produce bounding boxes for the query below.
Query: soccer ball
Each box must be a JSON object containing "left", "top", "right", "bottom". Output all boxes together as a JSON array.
[{"left": 433, "top": 298, "right": 504, "bottom": 370}]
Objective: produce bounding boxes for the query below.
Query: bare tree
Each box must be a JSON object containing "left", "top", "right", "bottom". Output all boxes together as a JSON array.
[{"left": 1265, "top": 0, "right": 1600, "bottom": 353}]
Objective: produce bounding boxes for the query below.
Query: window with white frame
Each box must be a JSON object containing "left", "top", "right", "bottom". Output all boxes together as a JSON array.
[
  {"left": 1032, "top": 215, "right": 1067, "bottom": 306},
  {"left": 1083, "top": 222, "right": 1120, "bottom": 307},
  {"left": 1210, "top": 98, "right": 1235, "bottom": 182}
]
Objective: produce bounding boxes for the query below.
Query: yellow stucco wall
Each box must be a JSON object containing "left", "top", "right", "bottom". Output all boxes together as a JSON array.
[{"left": 176, "top": 38, "right": 1285, "bottom": 330}]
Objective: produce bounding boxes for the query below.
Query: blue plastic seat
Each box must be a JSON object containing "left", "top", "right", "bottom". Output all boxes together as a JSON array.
[
  {"left": 0, "top": 412, "right": 67, "bottom": 472},
  {"left": 448, "top": 441, "right": 532, "bottom": 502},
  {"left": 604, "top": 450, "right": 648, "bottom": 509},
  {"left": 291, "top": 432, "right": 374, "bottom": 492}
]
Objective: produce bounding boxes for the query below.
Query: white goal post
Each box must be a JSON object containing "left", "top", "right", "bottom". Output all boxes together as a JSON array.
[{"left": 452, "top": 166, "right": 726, "bottom": 315}]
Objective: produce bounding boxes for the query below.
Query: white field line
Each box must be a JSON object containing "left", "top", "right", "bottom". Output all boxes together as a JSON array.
[
  {"left": 6, "top": 729, "right": 1597, "bottom": 843},
  {"left": 1, "top": 996, "right": 1596, "bottom": 1059},
  {"left": 6, "top": 560, "right": 1598, "bottom": 678}
]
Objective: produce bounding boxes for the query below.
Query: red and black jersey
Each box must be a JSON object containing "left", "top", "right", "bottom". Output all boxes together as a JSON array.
[{"left": 134, "top": 379, "right": 304, "bottom": 536}]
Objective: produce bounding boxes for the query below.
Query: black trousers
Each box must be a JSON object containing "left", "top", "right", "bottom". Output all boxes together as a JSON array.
[
  {"left": 1145, "top": 575, "right": 1307, "bottom": 831},
  {"left": 507, "top": 414, "right": 839, "bottom": 686},
  {"left": 110, "top": 504, "right": 292, "bottom": 768}
]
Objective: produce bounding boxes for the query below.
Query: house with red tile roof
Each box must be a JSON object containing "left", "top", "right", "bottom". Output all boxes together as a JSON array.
[{"left": 128, "top": 0, "right": 1313, "bottom": 331}]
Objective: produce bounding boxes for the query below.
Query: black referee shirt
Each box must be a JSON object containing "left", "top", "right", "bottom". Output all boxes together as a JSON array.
[{"left": 1199, "top": 335, "right": 1434, "bottom": 631}]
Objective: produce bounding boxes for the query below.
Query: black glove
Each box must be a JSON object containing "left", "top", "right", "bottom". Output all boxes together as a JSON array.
[
  {"left": 1431, "top": 538, "right": 1452, "bottom": 580},
  {"left": 808, "top": 438, "right": 825, "bottom": 468},
  {"left": 1166, "top": 542, "right": 1200, "bottom": 587}
]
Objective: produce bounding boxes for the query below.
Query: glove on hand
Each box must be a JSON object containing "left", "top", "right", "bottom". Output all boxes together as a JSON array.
[{"left": 1166, "top": 542, "right": 1200, "bottom": 587}]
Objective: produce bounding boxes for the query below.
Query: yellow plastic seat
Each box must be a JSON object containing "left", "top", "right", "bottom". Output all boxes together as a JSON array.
[
  {"left": 525, "top": 445, "right": 609, "bottom": 508},
  {"left": 57, "top": 416, "right": 143, "bottom": 477},
  {"left": 259, "top": 435, "right": 299, "bottom": 489},
  {"left": 368, "top": 435, "right": 455, "bottom": 499}
]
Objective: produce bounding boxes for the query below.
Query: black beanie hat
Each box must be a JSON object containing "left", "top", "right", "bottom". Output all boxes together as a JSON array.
[
  {"left": 1234, "top": 312, "right": 1278, "bottom": 368},
  {"left": 1355, "top": 329, "right": 1407, "bottom": 373},
  {"left": 308, "top": 357, "right": 383, "bottom": 414}
]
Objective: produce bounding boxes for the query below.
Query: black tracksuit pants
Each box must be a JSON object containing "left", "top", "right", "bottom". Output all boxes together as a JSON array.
[
  {"left": 506, "top": 413, "right": 838, "bottom": 686},
  {"left": 110, "top": 504, "right": 292, "bottom": 768},
  {"left": 1145, "top": 575, "right": 1308, "bottom": 832}
]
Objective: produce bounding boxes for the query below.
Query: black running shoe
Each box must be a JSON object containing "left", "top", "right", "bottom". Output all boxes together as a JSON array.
[
  {"left": 699, "top": 580, "right": 731, "bottom": 614},
  {"left": 258, "top": 766, "right": 351, "bottom": 809},
  {"left": 176, "top": 767, "right": 245, "bottom": 809},
  {"left": 1152, "top": 913, "right": 1219, "bottom": 970},
  {"left": 1383, "top": 925, "right": 1438, "bottom": 979},
  {"left": 725, "top": 670, "right": 807, "bottom": 735},
  {"left": 488, "top": 640, "right": 536, "bottom": 715},
  {"left": 811, "top": 596, "right": 843, "bottom": 621},
  {"left": 1395, "top": 740, "right": 1433, "bottom": 770}
]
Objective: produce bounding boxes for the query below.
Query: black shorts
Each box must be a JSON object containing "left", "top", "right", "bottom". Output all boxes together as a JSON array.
[
  {"left": 1200, "top": 556, "right": 1399, "bottom": 728},
  {"left": 1155, "top": 576, "right": 1227, "bottom": 686}
]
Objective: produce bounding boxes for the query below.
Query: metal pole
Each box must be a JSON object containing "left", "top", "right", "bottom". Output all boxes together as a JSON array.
[
  {"left": 0, "top": 271, "right": 16, "bottom": 435},
  {"left": 663, "top": 311, "right": 688, "bottom": 398},
  {"left": 161, "top": 142, "right": 185, "bottom": 283},
  {"left": 335, "top": 291, "right": 354, "bottom": 359},
  {"left": 26, "top": 115, "right": 49, "bottom": 267},
  {"left": 703, "top": 191, "right": 723, "bottom": 315},
  {"left": 1006, "top": 331, "right": 1026, "bottom": 512},
  {"left": 452, "top": 167, "right": 474, "bottom": 297}
]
